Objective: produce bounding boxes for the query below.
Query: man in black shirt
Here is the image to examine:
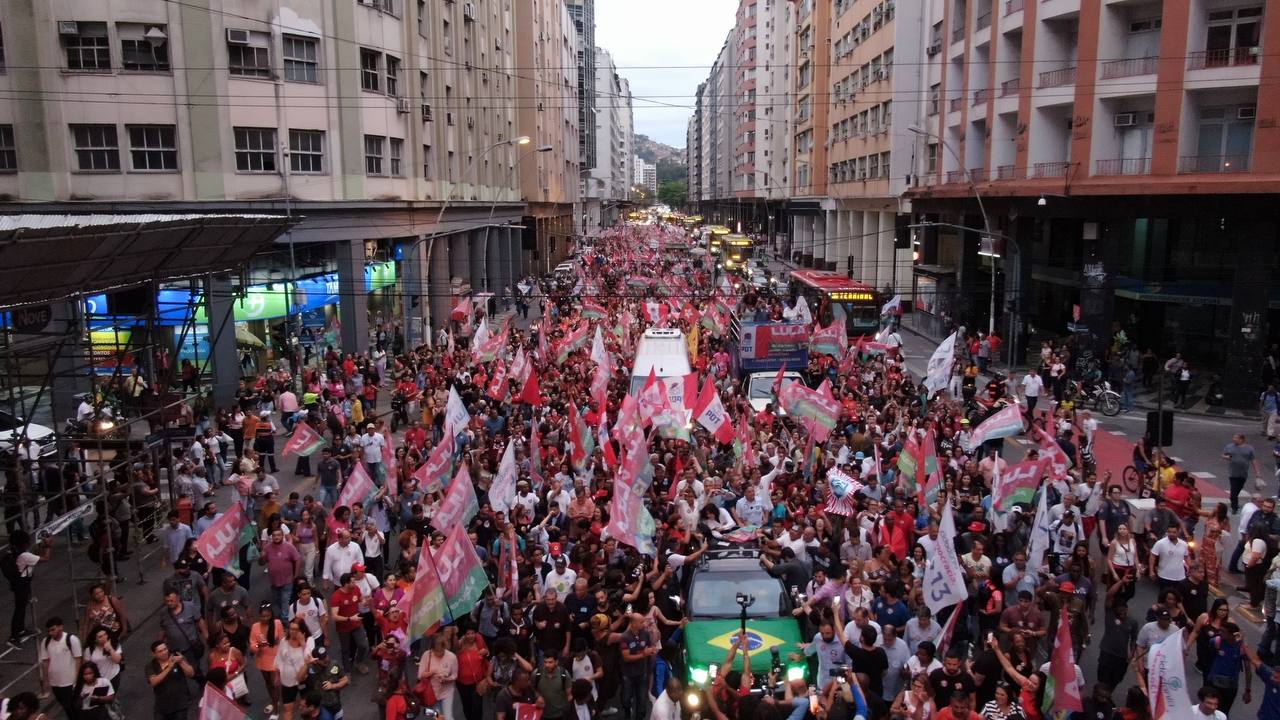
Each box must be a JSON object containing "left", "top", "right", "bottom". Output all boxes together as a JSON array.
[
  {"left": 495, "top": 668, "right": 538, "bottom": 720},
  {"left": 929, "top": 650, "right": 977, "bottom": 707},
  {"left": 147, "top": 640, "right": 195, "bottom": 720},
  {"left": 531, "top": 589, "right": 572, "bottom": 658},
  {"left": 1177, "top": 562, "right": 1209, "bottom": 620},
  {"left": 840, "top": 622, "right": 889, "bottom": 699}
]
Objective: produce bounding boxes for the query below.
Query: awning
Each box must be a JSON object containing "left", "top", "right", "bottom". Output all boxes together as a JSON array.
[{"left": 0, "top": 213, "right": 294, "bottom": 309}]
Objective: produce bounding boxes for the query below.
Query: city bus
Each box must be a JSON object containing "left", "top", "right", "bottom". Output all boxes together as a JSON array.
[
  {"left": 721, "top": 234, "right": 754, "bottom": 272},
  {"left": 789, "top": 269, "right": 880, "bottom": 338}
]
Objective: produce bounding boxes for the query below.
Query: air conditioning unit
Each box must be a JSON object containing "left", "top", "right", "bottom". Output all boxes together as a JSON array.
[
  {"left": 58, "top": 21, "right": 80, "bottom": 35},
  {"left": 226, "top": 28, "right": 250, "bottom": 45},
  {"left": 1239, "top": 106, "right": 1257, "bottom": 120},
  {"left": 421, "top": 103, "right": 433, "bottom": 121},
  {"left": 463, "top": 2, "right": 477, "bottom": 21},
  {"left": 878, "top": 67, "right": 889, "bottom": 80},
  {"left": 396, "top": 97, "right": 411, "bottom": 113},
  {"left": 1113, "top": 112, "right": 1136, "bottom": 127},
  {"left": 927, "top": 43, "right": 942, "bottom": 56},
  {"left": 858, "top": 170, "right": 868, "bottom": 180}
]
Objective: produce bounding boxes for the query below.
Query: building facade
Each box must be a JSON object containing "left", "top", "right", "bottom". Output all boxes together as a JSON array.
[
  {"left": 565, "top": 0, "right": 597, "bottom": 177},
  {"left": 906, "top": 0, "right": 1280, "bottom": 402},
  {"left": 582, "top": 47, "right": 634, "bottom": 230}
]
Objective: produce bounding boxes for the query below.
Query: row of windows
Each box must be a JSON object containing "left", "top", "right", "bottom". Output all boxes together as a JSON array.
[
  {"left": 832, "top": 101, "right": 893, "bottom": 141},
  {"left": 830, "top": 151, "right": 892, "bottom": 183},
  {"left": 833, "top": 1, "right": 896, "bottom": 61},
  {"left": 834, "top": 50, "right": 894, "bottom": 102}
]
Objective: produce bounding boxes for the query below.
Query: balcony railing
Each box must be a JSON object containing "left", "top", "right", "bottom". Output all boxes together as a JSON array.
[
  {"left": 952, "top": 25, "right": 967, "bottom": 42},
  {"left": 973, "top": 88, "right": 989, "bottom": 105},
  {"left": 1100, "top": 56, "right": 1159, "bottom": 79},
  {"left": 949, "top": 96, "right": 964, "bottom": 112},
  {"left": 1188, "top": 47, "right": 1260, "bottom": 70},
  {"left": 946, "top": 169, "right": 967, "bottom": 183},
  {"left": 918, "top": 172, "right": 941, "bottom": 185},
  {"left": 1032, "top": 161, "right": 1071, "bottom": 178},
  {"left": 1000, "top": 78, "right": 1020, "bottom": 96},
  {"left": 1095, "top": 157, "right": 1151, "bottom": 176},
  {"left": 1178, "top": 154, "right": 1251, "bottom": 173},
  {"left": 976, "top": 11, "right": 991, "bottom": 30},
  {"left": 995, "top": 164, "right": 1018, "bottom": 179},
  {"left": 1004, "top": 0, "right": 1023, "bottom": 14},
  {"left": 1038, "top": 66, "right": 1077, "bottom": 88}
]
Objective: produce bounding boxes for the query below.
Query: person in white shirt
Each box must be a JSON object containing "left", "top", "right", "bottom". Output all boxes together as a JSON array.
[
  {"left": 650, "top": 676, "right": 683, "bottom": 720},
  {"left": 321, "top": 529, "right": 365, "bottom": 591},
  {"left": 1229, "top": 493, "right": 1264, "bottom": 573},
  {"left": 1148, "top": 524, "right": 1190, "bottom": 586},
  {"left": 38, "top": 617, "right": 83, "bottom": 717},
  {"left": 733, "top": 485, "right": 769, "bottom": 527},
  {"left": 289, "top": 584, "right": 328, "bottom": 643},
  {"left": 1190, "top": 687, "right": 1228, "bottom": 720},
  {"left": 543, "top": 556, "right": 577, "bottom": 597},
  {"left": 903, "top": 607, "right": 941, "bottom": 652},
  {"left": 1020, "top": 368, "right": 1045, "bottom": 417}
]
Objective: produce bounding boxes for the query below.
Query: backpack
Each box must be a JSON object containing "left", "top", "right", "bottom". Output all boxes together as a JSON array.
[
  {"left": 0, "top": 550, "right": 19, "bottom": 584},
  {"left": 533, "top": 666, "right": 571, "bottom": 698}
]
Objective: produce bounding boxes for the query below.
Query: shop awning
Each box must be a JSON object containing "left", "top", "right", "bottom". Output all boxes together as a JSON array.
[{"left": 0, "top": 213, "right": 294, "bottom": 309}]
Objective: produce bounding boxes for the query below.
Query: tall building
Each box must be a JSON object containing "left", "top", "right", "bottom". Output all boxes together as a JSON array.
[
  {"left": 516, "top": 0, "right": 581, "bottom": 275},
  {"left": 759, "top": 0, "right": 796, "bottom": 244},
  {"left": 582, "top": 47, "right": 633, "bottom": 229},
  {"left": 906, "top": 0, "right": 1280, "bottom": 402},
  {"left": 633, "top": 155, "right": 657, "bottom": 199},
  {"left": 565, "top": 0, "right": 597, "bottom": 176},
  {"left": 687, "top": 84, "right": 705, "bottom": 203},
  {"left": 0, "top": 0, "right": 538, "bottom": 349}
]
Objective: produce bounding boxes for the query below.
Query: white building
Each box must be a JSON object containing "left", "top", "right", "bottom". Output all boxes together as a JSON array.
[{"left": 582, "top": 47, "right": 633, "bottom": 230}]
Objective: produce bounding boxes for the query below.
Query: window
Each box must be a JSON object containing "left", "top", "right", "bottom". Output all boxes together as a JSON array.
[
  {"left": 926, "top": 143, "right": 939, "bottom": 172},
  {"left": 360, "top": 49, "right": 381, "bottom": 91},
  {"left": 365, "top": 135, "right": 385, "bottom": 175},
  {"left": 418, "top": 0, "right": 427, "bottom": 36},
  {"left": 288, "top": 129, "right": 324, "bottom": 173},
  {"left": 227, "top": 30, "right": 271, "bottom": 78},
  {"left": 422, "top": 143, "right": 432, "bottom": 177},
  {"left": 62, "top": 22, "right": 110, "bottom": 71},
  {"left": 389, "top": 138, "right": 404, "bottom": 175},
  {"left": 1205, "top": 7, "right": 1262, "bottom": 61},
  {"left": 1, "top": 22, "right": 8, "bottom": 71},
  {"left": 928, "top": 83, "right": 941, "bottom": 115},
  {"left": 386, "top": 55, "right": 401, "bottom": 96},
  {"left": 70, "top": 124, "right": 120, "bottom": 171},
  {"left": 283, "top": 35, "right": 318, "bottom": 82},
  {"left": 126, "top": 125, "right": 177, "bottom": 171},
  {"left": 1195, "top": 106, "right": 1254, "bottom": 164},
  {"left": 880, "top": 151, "right": 891, "bottom": 177},
  {"left": 119, "top": 24, "right": 170, "bottom": 71},
  {"left": 0, "top": 125, "right": 14, "bottom": 171},
  {"left": 233, "top": 127, "right": 277, "bottom": 172},
  {"left": 868, "top": 153, "right": 880, "bottom": 179}
]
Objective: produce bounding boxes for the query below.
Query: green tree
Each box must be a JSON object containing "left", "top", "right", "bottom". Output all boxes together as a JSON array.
[{"left": 658, "top": 180, "right": 688, "bottom": 207}]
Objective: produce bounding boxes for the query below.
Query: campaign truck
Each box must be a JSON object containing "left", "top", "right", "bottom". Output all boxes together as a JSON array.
[{"left": 629, "top": 328, "right": 694, "bottom": 409}]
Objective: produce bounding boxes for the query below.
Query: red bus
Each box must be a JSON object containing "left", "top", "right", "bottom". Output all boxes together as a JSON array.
[{"left": 789, "top": 269, "right": 880, "bottom": 337}]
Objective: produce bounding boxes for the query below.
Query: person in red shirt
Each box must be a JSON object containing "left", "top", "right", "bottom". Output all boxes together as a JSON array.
[
  {"left": 329, "top": 572, "right": 370, "bottom": 673},
  {"left": 935, "top": 692, "right": 983, "bottom": 720},
  {"left": 454, "top": 628, "right": 490, "bottom": 720},
  {"left": 402, "top": 422, "right": 427, "bottom": 454}
]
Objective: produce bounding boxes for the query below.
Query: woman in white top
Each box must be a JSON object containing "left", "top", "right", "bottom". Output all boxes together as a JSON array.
[
  {"left": 890, "top": 673, "right": 936, "bottom": 720},
  {"left": 82, "top": 627, "right": 123, "bottom": 692},
  {"left": 274, "top": 620, "right": 316, "bottom": 720},
  {"left": 73, "top": 662, "right": 114, "bottom": 720},
  {"left": 1107, "top": 524, "right": 1139, "bottom": 601}
]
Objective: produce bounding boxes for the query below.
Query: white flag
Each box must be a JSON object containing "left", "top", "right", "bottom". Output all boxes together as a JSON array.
[
  {"left": 488, "top": 439, "right": 518, "bottom": 515},
  {"left": 1026, "top": 485, "right": 1053, "bottom": 576},
  {"left": 445, "top": 385, "right": 471, "bottom": 436},
  {"left": 881, "top": 294, "right": 902, "bottom": 316},
  {"left": 923, "top": 504, "right": 970, "bottom": 615},
  {"left": 1148, "top": 631, "right": 1196, "bottom": 720},
  {"left": 509, "top": 346, "right": 530, "bottom": 384},
  {"left": 590, "top": 325, "right": 610, "bottom": 367},
  {"left": 473, "top": 316, "right": 490, "bottom": 348},
  {"left": 923, "top": 332, "right": 957, "bottom": 394}
]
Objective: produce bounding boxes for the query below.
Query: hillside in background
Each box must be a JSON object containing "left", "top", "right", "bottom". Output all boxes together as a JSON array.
[{"left": 634, "top": 134, "right": 688, "bottom": 184}]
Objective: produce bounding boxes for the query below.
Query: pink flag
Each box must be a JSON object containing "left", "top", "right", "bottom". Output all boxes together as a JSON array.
[
  {"left": 193, "top": 505, "right": 249, "bottom": 572},
  {"left": 1050, "top": 607, "right": 1083, "bottom": 713},
  {"left": 382, "top": 430, "right": 398, "bottom": 498},
  {"left": 415, "top": 433, "right": 455, "bottom": 495},
  {"left": 408, "top": 545, "right": 446, "bottom": 638},
  {"left": 514, "top": 703, "right": 543, "bottom": 720},
  {"left": 612, "top": 394, "right": 645, "bottom": 448},
  {"left": 1035, "top": 426, "right": 1073, "bottom": 479},
  {"left": 200, "top": 682, "right": 248, "bottom": 720},
  {"left": 333, "top": 463, "right": 375, "bottom": 519},
  {"left": 509, "top": 347, "right": 530, "bottom": 384},
  {"left": 281, "top": 422, "right": 326, "bottom": 457},
  {"left": 434, "top": 462, "right": 479, "bottom": 530},
  {"left": 636, "top": 368, "right": 669, "bottom": 425}
]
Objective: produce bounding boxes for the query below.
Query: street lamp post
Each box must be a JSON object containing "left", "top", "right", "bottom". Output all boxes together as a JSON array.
[
  {"left": 908, "top": 125, "right": 999, "bottom": 337},
  {"left": 405, "top": 135, "right": 532, "bottom": 346}
]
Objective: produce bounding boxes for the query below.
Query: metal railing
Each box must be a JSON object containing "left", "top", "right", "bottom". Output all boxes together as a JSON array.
[
  {"left": 949, "top": 96, "right": 964, "bottom": 112},
  {"left": 995, "top": 164, "right": 1018, "bottom": 179},
  {"left": 1178, "top": 154, "right": 1251, "bottom": 173},
  {"left": 1188, "top": 47, "right": 1261, "bottom": 70},
  {"left": 1000, "top": 78, "right": 1020, "bottom": 96},
  {"left": 952, "top": 24, "right": 967, "bottom": 42},
  {"left": 1101, "top": 56, "right": 1159, "bottom": 79},
  {"left": 976, "top": 11, "right": 992, "bottom": 30},
  {"left": 1038, "top": 66, "right": 1077, "bottom": 88},
  {"left": 1004, "top": 0, "right": 1024, "bottom": 14},
  {"left": 946, "top": 169, "right": 968, "bottom": 183},
  {"left": 918, "top": 172, "right": 941, "bottom": 185},
  {"left": 973, "top": 88, "right": 989, "bottom": 105},
  {"left": 1032, "top": 161, "right": 1071, "bottom": 177},
  {"left": 1095, "top": 157, "right": 1151, "bottom": 175}
]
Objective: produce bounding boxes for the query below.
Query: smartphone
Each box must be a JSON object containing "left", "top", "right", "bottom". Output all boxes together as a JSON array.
[{"left": 809, "top": 692, "right": 820, "bottom": 713}]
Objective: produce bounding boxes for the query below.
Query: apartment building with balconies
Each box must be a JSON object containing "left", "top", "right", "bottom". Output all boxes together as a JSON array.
[
  {"left": 516, "top": 0, "right": 581, "bottom": 274},
  {"left": 906, "top": 0, "right": 1280, "bottom": 404},
  {"left": 787, "top": 0, "right": 834, "bottom": 267},
  {"left": 0, "top": 0, "right": 538, "bottom": 348},
  {"left": 582, "top": 47, "right": 633, "bottom": 229}
]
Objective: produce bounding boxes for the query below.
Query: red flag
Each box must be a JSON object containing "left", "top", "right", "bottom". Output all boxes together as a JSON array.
[
  {"left": 517, "top": 368, "right": 542, "bottom": 406},
  {"left": 600, "top": 415, "right": 618, "bottom": 468},
  {"left": 450, "top": 296, "right": 473, "bottom": 322},
  {"left": 772, "top": 364, "right": 787, "bottom": 392},
  {"left": 636, "top": 368, "right": 669, "bottom": 424},
  {"left": 568, "top": 401, "right": 587, "bottom": 469},
  {"left": 487, "top": 360, "right": 510, "bottom": 400},
  {"left": 200, "top": 682, "right": 249, "bottom": 720},
  {"left": 691, "top": 377, "right": 736, "bottom": 444},
  {"left": 514, "top": 703, "right": 543, "bottom": 720},
  {"left": 282, "top": 422, "right": 326, "bottom": 457},
  {"left": 192, "top": 505, "right": 249, "bottom": 572},
  {"left": 1050, "top": 607, "right": 1083, "bottom": 713}
]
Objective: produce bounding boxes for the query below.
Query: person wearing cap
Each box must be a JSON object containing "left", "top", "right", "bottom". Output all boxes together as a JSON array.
[
  {"left": 254, "top": 409, "right": 279, "bottom": 474},
  {"left": 543, "top": 549, "right": 577, "bottom": 597},
  {"left": 302, "top": 644, "right": 348, "bottom": 718},
  {"left": 1135, "top": 605, "right": 1181, "bottom": 671},
  {"left": 358, "top": 424, "right": 386, "bottom": 486}
]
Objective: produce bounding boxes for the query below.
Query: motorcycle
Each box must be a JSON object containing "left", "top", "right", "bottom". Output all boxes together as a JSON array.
[
  {"left": 1065, "top": 379, "right": 1122, "bottom": 416},
  {"left": 63, "top": 408, "right": 125, "bottom": 440},
  {"left": 389, "top": 392, "right": 412, "bottom": 432}
]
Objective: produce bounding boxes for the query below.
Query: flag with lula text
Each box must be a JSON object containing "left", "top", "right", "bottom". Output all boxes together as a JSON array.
[
  {"left": 809, "top": 320, "right": 847, "bottom": 358},
  {"left": 778, "top": 379, "right": 840, "bottom": 442},
  {"left": 193, "top": 504, "right": 251, "bottom": 576},
  {"left": 962, "top": 402, "right": 1025, "bottom": 451},
  {"left": 1035, "top": 425, "right": 1073, "bottom": 479},
  {"left": 486, "top": 360, "right": 509, "bottom": 400},
  {"left": 282, "top": 422, "right": 326, "bottom": 457},
  {"left": 605, "top": 435, "right": 657, "bottom": 555},
  {"left": 434, "top": 462, "right": 479, "bottom": 530},
  {"left": 408, "top": 543, "right": 447, "bottom": 634},
  {"left": 992, "top": 458, "right": 1050, "bottom": 511},
  {"left": 472, "top": 328, "right": 507, "bottom": 364},
  {"left": 414, "top": 432, "right": 455, "bottom": 495},
  {"left": 435, "top": 522, "right": 490, "bottom": 618},
  {"left": 923, "top": 504, "right": 970, "bottom": 614}
]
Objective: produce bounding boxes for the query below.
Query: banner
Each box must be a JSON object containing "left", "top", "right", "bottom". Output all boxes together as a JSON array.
[
  {"left": 692, "top": 378, "right": 736, "bottom": 444},
  {"left": 605, "top": 435, "right": 657, "bottom": 555},
  {"left": 1048, "top": 607, "right": 1084, "bottom": 715},
  {"left": 824, "top": 468, "right": 863, "bottom": 516},
  {"left": 809, "top": 321, "right": 847, "bottom": 358},
  {"left": 434, "top": 462, "right": 479, "bottom": 530},
  {"left": 200, "top": 682, "right": 248, "bottom": 720},
  {"left": 1147, "top": 626, "right": 1195, "bottom": 720},
  {"left": 737, "top": 322, "right": 810, "bottom": 373},
  {"left": 991, "top": 458, "right": 1049, "bottom": 511},
  {"left": 282, "top": 422, "right": 326, "bottom": 457},
  {"left": 489, "top": 440, "right": 518, "bottom": 515},
  {"left": 778, "top": 380, "right": 840, "bottom": 442},
  {"left": 961, "top": 402, "right": 1025, "bottom": 451},
  {"left": 924, "top": 332, "right": 957, "bottom": 394},
  {"left": 414, "top": 433, "right": 455, "bottom": 495},
  {"left": 435, "top": 523, "right": 490, "bottom": 618},
  {"left": 193, "top": 505, "right": 250, "bottom": 576},
  {"left": 923, "top": 505, "right": 970, "bottom": 614}
]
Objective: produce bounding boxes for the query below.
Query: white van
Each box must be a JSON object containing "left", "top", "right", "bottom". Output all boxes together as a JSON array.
[{"left": 629, "top": 328, "right": 693, "bottom": 409}]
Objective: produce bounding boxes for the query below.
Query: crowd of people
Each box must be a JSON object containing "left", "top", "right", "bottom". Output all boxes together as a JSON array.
[{"left": 6, "top": 220, "right": 1280, "bottom": 720}]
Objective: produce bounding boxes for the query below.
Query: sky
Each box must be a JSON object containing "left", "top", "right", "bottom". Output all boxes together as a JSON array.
[{"left": 594, "top": 0, "right": 739, "bottom": 151}]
